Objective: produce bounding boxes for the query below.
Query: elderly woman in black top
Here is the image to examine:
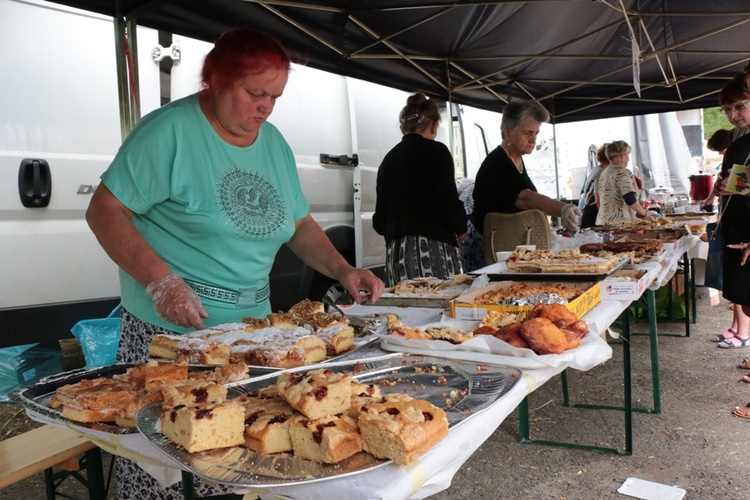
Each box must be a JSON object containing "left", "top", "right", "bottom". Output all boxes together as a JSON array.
[
  {"left": 461, "top": 100, "right": 580, "bottom": 271},
  {"left": 373, "top": 93, "right": 467, "bottom": 286}
]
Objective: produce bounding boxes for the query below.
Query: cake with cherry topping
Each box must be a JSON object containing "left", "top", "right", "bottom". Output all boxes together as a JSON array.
[
  {"left": 161, "top": 381, "right": 228, "bottom": 409},
  {"left": 289, "top": 414, "right": 363, "bottom": 464},
  {"left": 234, "top": 393, "right": 297, "bottom": 454},
  {"left": 160, "top": 402, "right": 245, "bottom": 453},
  {"left": 348, "top": 382, "right": 382, "bottom": 419},
  {"left": 358, "top": 397, "right": 448, "bottom": 465},
  {"left": 276, "top": 368, "right": 352, "bottom": 420}
]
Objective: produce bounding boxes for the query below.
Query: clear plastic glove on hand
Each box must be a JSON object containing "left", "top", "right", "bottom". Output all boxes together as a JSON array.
[
  {"left": 645, "top": 210, "right": 661, "bottom": 218},
  {"left": 146, "top": 274, "right": 208, "bottom": 329},
  {"left": 561, "top": 203, "right": 581, "bottom": 232}
]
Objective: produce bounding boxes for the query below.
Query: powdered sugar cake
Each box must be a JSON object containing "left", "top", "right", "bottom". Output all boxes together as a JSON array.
[
  {"left": 150, "top": 320, "right": 358, "bottom": 369},
  {"left": 228, "top": 326, "right": 327, "bottom": 368}
]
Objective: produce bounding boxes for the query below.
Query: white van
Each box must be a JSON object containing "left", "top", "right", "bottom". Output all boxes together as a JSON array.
[{"left": 1, "top": 0, "right": 124, "bottom": 346}]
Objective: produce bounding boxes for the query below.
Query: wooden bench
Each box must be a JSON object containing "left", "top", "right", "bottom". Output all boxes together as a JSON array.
[{"left": 0, "top": 424, "right": 106, "bottom": 499}]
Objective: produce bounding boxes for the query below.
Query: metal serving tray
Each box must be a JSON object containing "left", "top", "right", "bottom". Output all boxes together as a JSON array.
[
  {"left": 10, "top": 330, "right": 388, "bottom": 432},
  {"left": 474, "top": 257, "right": 629, "bottom": 282},
  {"left": 368, "top": 285, "right": 472, "bottom": 308},
  {"left": 136, "top": 355, "right": 522, "bottom": 488},
  {"left": 12, "top": 363, "right": 161, "bottom": 434}
]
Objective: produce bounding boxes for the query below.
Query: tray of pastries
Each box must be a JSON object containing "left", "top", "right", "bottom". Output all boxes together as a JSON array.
[
  {"left": 381, "top": 302, "right": 611, "bottom": 372},
  {"left": 10, "top": 361, "right": 252, "bottom": 433},
  {"left": 578, "top": 240, "right": 665, "bottom": 264},
  {"left": 590, "top": 215, "right": 677, "bottom": 231},
  {"left": 135, "top": 355, "right": 521, "bottom": 488},
  {"left": 387, "top": 303, "right": 589, "bottom": 356},
  {"left": 372, "top": 274, "right": 476, "bottom": 308},
  {"left": 148, "top": 299, "right": 385, "bottom": 372},
  {"left": 477, "top": 248, "right": 628, "bottom": 280}
]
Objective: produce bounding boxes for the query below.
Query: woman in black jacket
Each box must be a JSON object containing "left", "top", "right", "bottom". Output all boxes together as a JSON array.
[{"left": 373, "top": 93, "right": 467, "bottom": 286}]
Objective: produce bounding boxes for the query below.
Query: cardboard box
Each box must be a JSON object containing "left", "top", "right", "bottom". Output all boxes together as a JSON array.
[
  {"left": 601, "top": 269, "right": 649, "bottom": 301},
  {"left": 449, "top": 281, "right": 601, "bottom": 321},
  {"left": 671, "top": 269, "right": 685, "bottom": 296}
]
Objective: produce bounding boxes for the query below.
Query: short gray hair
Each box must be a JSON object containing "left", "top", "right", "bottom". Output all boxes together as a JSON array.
[{"left": 500, "top": 100, "right": 550, "bottom": 135}]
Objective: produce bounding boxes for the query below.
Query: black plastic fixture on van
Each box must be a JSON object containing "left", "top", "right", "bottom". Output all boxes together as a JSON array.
[
  {"left": 319, "top": 153, "right": 358, "bottom": 166},
  {"left": 18, "top": 159, "right": 52, "bottom": 207}
]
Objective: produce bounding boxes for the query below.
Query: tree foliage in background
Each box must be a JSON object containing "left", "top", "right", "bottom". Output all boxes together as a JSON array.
[{"left": 704, "top": 107, "right": 733, "bottom": 139}]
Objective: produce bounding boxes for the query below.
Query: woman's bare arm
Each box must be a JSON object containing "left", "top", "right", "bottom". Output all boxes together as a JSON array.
[
  {"left": 286, "top": 214, "right": 384, "bottom": 302},
  {"left": 85, "top": 184, "right": 171, "bottom": 286}
]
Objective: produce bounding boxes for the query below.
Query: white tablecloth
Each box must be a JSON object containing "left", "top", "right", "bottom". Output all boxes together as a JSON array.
[
  {"left": 27, "top": 296, "right": 638, "bottom": 499},
  {"left": 648, "top": 235, "right": 699, "bottom": 289}
]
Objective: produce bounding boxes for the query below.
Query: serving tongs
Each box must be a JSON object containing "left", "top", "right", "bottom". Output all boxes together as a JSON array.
[{"left": 322, "top": 284, "right": 391, "bottom": 334}]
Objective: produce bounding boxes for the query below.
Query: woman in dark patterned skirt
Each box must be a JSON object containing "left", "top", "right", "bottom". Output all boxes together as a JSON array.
[{"left": 373, "top": 93, "right": 468, "bottom": 286}]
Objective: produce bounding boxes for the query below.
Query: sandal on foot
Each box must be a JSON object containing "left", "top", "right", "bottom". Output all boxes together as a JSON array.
[
  {"left": 718, "top": 335, "right": 750, "bottom": 348},
  {"left": 741, "top": 374, "right": 750, "bottom": 384},
  {"left": 714, "top": 328, "right": 737, "bottom": 342},
  {"left": 733, "top": 404, "right": 750, "bottom": 419},
  {"left": 739, "top": 359, "right": 750, "bottom": 369}
]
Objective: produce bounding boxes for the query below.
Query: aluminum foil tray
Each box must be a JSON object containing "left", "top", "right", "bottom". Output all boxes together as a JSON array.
[
  {"left": 477, "top": 257, "right": 630, "bottom": 282},
  {"left": 136, "top": 354, "right": 522, "bottom": 488},
  {"left": 9, "top": 363, "right": 255, "bottom": 434}
]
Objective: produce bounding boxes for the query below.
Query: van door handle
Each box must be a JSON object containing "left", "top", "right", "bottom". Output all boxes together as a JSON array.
[
  {"left": 319, "top": 153, "right": 359, "bottom": 166},
  {"left": 18, "top": 159, "right": 52, "bottom": 207}
]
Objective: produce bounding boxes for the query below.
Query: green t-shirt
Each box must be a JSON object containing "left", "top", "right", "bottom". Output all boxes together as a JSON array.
[{"left": 101, "top": 95, "right": 309, "bottom": 331}]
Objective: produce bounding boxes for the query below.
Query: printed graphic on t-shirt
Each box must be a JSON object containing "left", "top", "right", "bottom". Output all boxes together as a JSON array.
[{"left": 217, "top": 165, "right": 287, "bottom": 238}]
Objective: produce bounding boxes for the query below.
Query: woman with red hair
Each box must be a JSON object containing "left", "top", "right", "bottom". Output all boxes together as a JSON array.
[{"left": 86, "top": 28, "right": 383, "bottom": 497}]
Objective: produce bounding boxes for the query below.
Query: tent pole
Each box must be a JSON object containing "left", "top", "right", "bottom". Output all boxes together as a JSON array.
[
  {"left": 553, "top": 121, "right": 560, "bottom": 200},
  {"left": 114, "top": 17, "right": 141, "bottom": 140}
]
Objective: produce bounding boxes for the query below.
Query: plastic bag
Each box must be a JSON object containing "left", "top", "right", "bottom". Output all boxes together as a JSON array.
[
  {"left": 630, "top": 286, "right": 686, "bottom": 320},
  {"left": 71, "top": 304, "right": 122, "bottom": 368},
  {"left": 0, "top": 343, "right": 64, "bottom": 401},
  {"left": 553, "top": 229, "right": 603, "bottom": 252}
]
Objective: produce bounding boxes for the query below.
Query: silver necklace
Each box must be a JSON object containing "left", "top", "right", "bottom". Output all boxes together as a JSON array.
[{"left": 501, "top": 143, "right": 523, "bottom": 172}]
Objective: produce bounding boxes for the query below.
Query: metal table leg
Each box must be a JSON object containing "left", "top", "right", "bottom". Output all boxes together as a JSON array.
[
  {"left": 646, "top": 289, "right": 662, "bottom": 414},
  {"left": 625, "top": 289, "right": 662, "bottom": 413},
  {"left": 519, "top": 310, "right": 633, "bottom": 455}
]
